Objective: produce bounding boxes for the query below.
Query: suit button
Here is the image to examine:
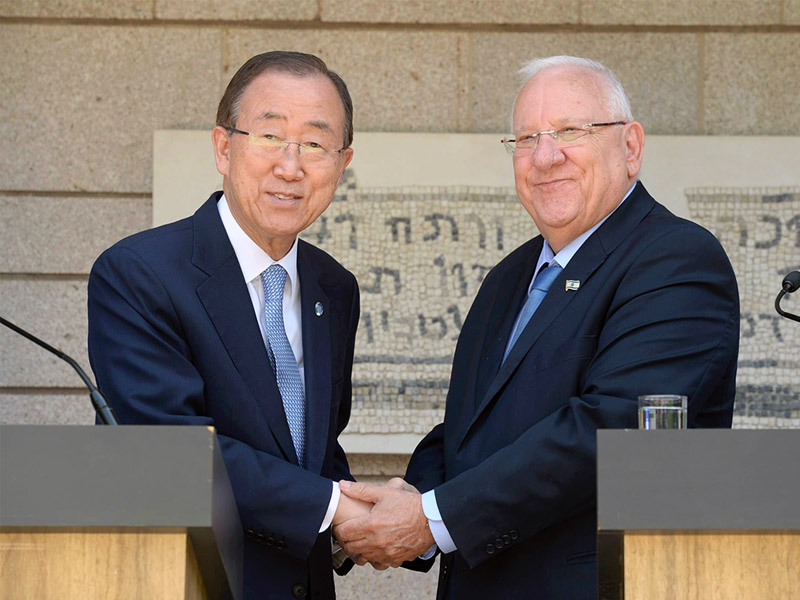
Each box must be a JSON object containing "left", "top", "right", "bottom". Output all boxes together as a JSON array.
[
  {"left": 495, "top": 538, "right": 504, "bottom": 549},
  {"left": 276, "top": 540, "right": 286, "bottom": 550},
  {"left": 245, "top": 529, "right": 254, "bottom": 538},
  {"left": 255, "top": 533, "right": 264, "bottom": 542},
  {"left": 292, "top": 583, "right": 307, "bottom": 598},
  {"left": 485, "top": 544, "right": 495, "bottom": 555},
  {"left": 503, "top": 535, "right": 511, "bottom": 545},
  {"left": 266, "top": 537, "right": 275, "bottom": 546},
  {"left": 510, "top": 530, "right": 519, "bottom": 540}
]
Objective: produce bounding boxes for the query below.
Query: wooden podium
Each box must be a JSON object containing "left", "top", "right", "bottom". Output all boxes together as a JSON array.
[
  {"left": 0, "top": 425, "right": 243, "bottom": 600},
  {"left": 597, "top": 430, "right": 800, "bottom": 600}
]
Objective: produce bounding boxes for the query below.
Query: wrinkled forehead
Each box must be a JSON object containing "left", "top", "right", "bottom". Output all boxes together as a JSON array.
[
  {"left": 238, "top": 71, "right": 346, "bottom": 130},
  {"left": 513, "top": 67, "right": 610, "bottom": 128}
]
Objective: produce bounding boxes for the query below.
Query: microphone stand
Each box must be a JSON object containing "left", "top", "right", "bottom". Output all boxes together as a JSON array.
[{"left": 0, "top": 316, "right": 118, "bottom": 425}]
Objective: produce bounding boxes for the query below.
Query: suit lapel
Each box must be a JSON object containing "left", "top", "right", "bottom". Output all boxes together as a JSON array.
[
  {"left": 457, "top": 182, "right": 657, "bottom": 449},
  {"left": 496, "top": 234, "right": 608, "bottom": 384},
  {"left": 297, "top": 242, "right": 331, "bottom": 475},
  {"left": 473, "top": 239, "right": 541, "bottom": 409},
  {"left": 191, "top": 193, "right": 299, "bottom": 464},
  {"left": 449, "top": 244, "right": 538, "bottom": 454},
  {"left": 457, "top": 245, "right": 603, "bottom": 449}
]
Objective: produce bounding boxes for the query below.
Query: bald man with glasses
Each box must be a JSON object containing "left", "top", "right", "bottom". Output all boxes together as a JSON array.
[{"left": 334, "top": 56, "right": 739, "bottom": 599}]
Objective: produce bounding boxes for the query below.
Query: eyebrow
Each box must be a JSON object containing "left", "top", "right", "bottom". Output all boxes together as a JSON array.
[
  {"left": 256, "top": 111, "right": 334, "bottom": 134},
  {"left": 306, "top": 119, "right": 334, "bottom": 134},
  {"left": 256, "top": 111, "right": 286, "bottom": 123}
]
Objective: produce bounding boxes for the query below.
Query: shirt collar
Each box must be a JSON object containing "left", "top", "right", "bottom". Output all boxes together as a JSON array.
[
  {"left": 217, "top": 194, "right": 300, "bottom": 295},
  {"left": 534, "top": 181, "right": 637, "bottom": 287}
]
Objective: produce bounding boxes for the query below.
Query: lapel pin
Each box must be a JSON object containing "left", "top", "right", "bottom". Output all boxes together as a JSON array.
[
  {"left": 565, "top": 280, "right": 580, "bottom": 292},
  {"left": 314, "top": 302, "right": 324, "bottom": 317}
]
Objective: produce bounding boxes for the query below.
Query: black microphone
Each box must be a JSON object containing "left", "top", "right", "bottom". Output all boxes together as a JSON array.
[
  {"left": 0, "top": 316, "right": 118, "bottom": 425},
  {"left": 783, "top": 271, "right": 800, "bottom": 293},
  {"left": 775, "top": 271, "right": 800, "bottom": 323}
]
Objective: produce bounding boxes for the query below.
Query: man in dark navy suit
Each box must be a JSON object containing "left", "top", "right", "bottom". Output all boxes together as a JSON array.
[
  {"left": 334, "top": 56, "right": 739, "bottom": 599},
  {"left": 88, "top": 51, "right": 371, "bottom": 599}
]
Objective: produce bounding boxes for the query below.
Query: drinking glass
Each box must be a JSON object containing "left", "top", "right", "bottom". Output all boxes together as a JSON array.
[{"left": 637, "top": 395, "right": 687, "bottom": 429}]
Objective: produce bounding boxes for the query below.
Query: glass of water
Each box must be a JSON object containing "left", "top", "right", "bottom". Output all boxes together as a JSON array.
[{"left": 638, "top": 395, "right": 687, "bottom": 429}]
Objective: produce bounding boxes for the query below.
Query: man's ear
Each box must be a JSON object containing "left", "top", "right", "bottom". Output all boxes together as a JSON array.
[
  {"left": 332, "top": 146, "right": 354, "bottom": 188},
  {"left": 211, "top": 126, "right": 232, "bottom": 177},
  {"left": 339, "top": 146, "right": 354, "bottom": 176},
  {"left": 624, "top": 121, "right": 645, "bottom": 179}
]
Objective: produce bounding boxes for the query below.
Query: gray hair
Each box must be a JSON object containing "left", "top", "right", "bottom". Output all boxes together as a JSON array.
[{"left": 512, "top": 55, "right": 634, "bottom": 126}]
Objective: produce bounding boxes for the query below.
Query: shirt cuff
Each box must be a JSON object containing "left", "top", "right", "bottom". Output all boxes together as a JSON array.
[
  {"left": 319, "top": 481, "right": 340, "bottom": 534},
  {"left": 419, "top": 545, "right": 437, "bottom": 560},
  {"left": 421, "top": 489, "right": 457, "bottom": 554}
]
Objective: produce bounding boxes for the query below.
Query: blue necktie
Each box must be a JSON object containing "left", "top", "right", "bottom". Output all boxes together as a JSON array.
[
  {"left": 261, "top": 264, "right": 306, "bottom": 468},
  {"left": 503, "top": 262, "right": 563, "bottom": 362}
]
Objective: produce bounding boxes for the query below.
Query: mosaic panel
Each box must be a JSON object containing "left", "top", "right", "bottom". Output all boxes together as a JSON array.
[
  {"left": 687, "top": 188, "right": 800, "bottom": 427},
  {"left": 301, "top": 173, "right": 533, "bottom": 432},
  {"left": 301, "top": 175, "right": 800, "bottom": 433}
]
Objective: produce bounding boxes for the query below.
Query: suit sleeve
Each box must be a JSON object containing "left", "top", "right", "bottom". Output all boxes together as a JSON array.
[
  {"left": 332, "top": 278, "right": 359, "bottom": 484},
  {"left": 88, "top": 245, "right": 341, "bottom": 561},
  {"left": 430, "top": 224, "right": 739, "bottom": 569},
  {"left": 405, "top": 423, "right": 446, "bottom": 493}
]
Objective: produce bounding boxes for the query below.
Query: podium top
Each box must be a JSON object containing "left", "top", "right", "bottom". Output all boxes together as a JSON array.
[
  {"left": 597, "top": 430, "right": 800, "bottom": 531},
  {"left": 0, "top": 425, "right": 229, "bottom": 527},
  {"left": 0, "top": 425, "right": 243, "bottom": 600}
]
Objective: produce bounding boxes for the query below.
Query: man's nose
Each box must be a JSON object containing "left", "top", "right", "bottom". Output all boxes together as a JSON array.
[
  {"left": 273, "top": 144, "right": 304, "bottom": 180},
  {"left": 530, "top": 134, "right": 565, "bottom": 170}
]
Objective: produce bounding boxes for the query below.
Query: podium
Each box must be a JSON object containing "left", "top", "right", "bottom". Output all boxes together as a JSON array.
[
  {"left": 597, "top": 430, "right": 800, "bottom": 599},
  {"left": 0, "top": 425, "right": 243, "bottom": 600}
]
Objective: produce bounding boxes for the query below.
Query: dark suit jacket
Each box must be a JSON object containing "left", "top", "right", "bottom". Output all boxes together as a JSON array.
[
  {"left": 88, "top": 192, "right": 359, "bottom": 600},
  {"left": 405, "top": 183, "right": 739, "bottom": 599}
]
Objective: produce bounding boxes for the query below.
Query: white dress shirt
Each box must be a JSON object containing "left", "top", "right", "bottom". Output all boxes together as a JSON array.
[
  {"left": 421, "top": 182, "right": 637, "bottom": 556},
  {"left": 218, "top": 195, "right": 340, "bottom": 534}
]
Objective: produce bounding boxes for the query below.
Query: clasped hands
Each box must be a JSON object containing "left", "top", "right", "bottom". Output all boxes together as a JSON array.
[{"left": 332, "top": 478, "right": 434, "bottom": 570}]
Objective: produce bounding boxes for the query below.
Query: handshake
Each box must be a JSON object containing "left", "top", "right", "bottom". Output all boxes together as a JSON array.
[{"left": 331, "top": 478, "right": 435, "bottom": 570}]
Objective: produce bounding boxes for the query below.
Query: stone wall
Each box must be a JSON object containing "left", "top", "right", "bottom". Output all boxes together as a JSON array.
[{"left": 2, "top": 2, "right": 799, "bottom": 598}]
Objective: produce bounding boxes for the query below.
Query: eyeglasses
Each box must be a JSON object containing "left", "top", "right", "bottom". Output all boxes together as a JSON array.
[
  {"left": 226, "top": 127, "right": 347, "bottom": 162},
  {"left": 501, "top": 121, "right": 627, "bottom": 156}
]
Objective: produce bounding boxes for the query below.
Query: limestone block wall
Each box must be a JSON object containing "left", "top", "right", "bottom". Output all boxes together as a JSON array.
[{"left": 2, "top": 3, "right": 799, "bottom": 598}]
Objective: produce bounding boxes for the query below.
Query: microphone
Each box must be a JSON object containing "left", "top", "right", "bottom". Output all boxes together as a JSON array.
[
  {"left": 783, "top": 271, "right": 800, "bottom": 293},
  {"left": 775, "top": 271, "right": 800, "bottom": 323},
  {"left": 0, "top": 315, "right": 118, "bottom": 425}
]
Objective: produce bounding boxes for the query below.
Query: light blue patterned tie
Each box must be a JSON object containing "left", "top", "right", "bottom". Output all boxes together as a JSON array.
[
  {"left": 503, "top": 262, "right": 563, "bottom": 362},
  {"left": 261, "top": 264, "right": 306, "bottom": 468}
]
